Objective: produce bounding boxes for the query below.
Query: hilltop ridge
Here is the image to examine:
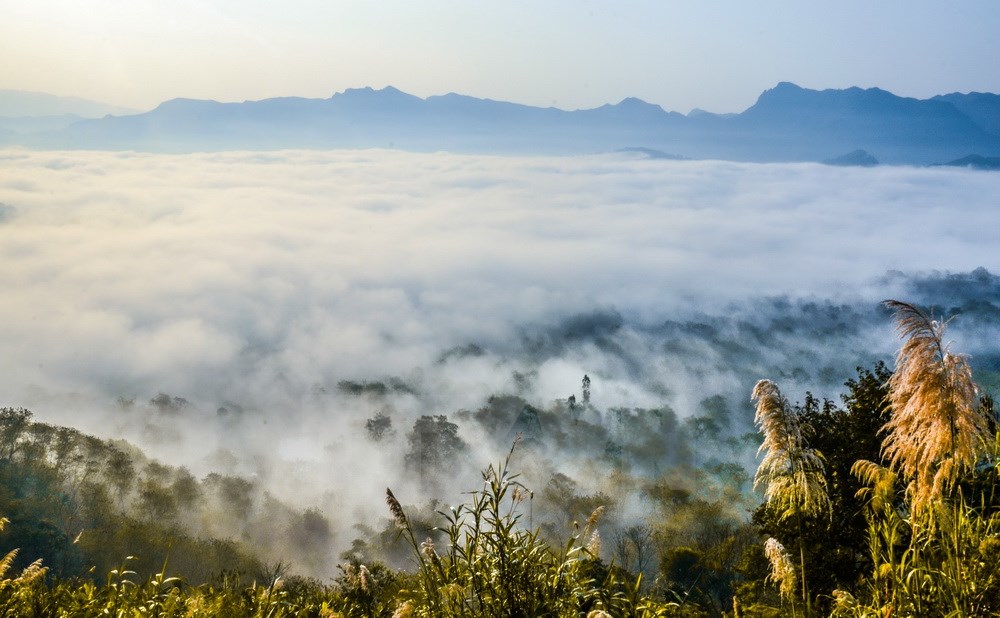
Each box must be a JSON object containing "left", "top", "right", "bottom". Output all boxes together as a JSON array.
[{"left": 2, "top": 83, "right": 999, "bottom": 165}]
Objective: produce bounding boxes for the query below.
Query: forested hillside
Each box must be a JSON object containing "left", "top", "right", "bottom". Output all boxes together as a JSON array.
[{"left": 0, "top": 299, "right": 998, "bottom": 616}]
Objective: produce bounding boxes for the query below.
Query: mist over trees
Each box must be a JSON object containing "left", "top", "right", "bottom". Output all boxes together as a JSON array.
[
  {"left": 2, "top": 144, "right": 999, "bottom": 613},
  {"left": 0, "top": 275, "right": 999, "bottom": 614}
]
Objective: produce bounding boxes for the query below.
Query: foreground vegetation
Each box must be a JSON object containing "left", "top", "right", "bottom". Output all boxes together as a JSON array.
[{"left": 1, "top": 299, "right": 999, "bottom": 616}]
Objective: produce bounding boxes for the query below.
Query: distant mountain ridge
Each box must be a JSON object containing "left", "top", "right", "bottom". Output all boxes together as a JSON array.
[
  {"left": 3, "top": 83, "right": 999, "bottom": 165},
  {"left": 0, "top": 89, "right": 138, "bottom": 118},
  {"left": 932, "top": 92, "right": 1000, "bottom": 138}
]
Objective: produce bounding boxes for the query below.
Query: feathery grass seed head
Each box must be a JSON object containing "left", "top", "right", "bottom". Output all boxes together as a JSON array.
[
  {"left": 752, "top": 380, "right": 830, "bottom": 520},
  {"left": 385, "top": 488, "right": 407, "bottom": 529},
  {"left": 586, "top": 505, "right": 605, "bottom": 531},
  {"left": 391, "top": 600, "right": 413, "bottom": 618},
  {"left": 586, "top": 530, "right": 602, "bottom": 558},
  {"left": 763, "top": 537, "right": 796, "bottom": 600},
  {"left": 420, "top": 537, "right": 438, "bottom": 562},
  {"left": 881, "top": 300, "right": 988, "bottom": 514}
]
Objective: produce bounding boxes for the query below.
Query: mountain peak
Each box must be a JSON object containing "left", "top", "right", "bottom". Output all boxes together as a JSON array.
[
  {"left": 772, "top": 81, "right": 804, "bottom": 92},
  {"left": 333, "top": 85, "right": 421, "bottom": 100},
  {"left": 823, "top": 149, "right": 879, "bottom": 167},
  {"left": 151, "top": 98, "right": 222, "bottom": 113},
  {"left": 747, "top": 81, "right": 905, "bottom": 114},
  {"left": 613, "top": 97, "right": 664, "bottom": 112}
]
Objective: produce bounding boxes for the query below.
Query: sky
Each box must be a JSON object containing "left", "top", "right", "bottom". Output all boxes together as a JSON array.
[{"left": 3, "top": 1, "right": 1000, "bottom": 114}]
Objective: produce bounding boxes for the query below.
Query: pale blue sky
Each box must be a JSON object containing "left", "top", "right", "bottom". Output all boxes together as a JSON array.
[{"left": 3, "top": 0, "right": 999, "bottom": 113}]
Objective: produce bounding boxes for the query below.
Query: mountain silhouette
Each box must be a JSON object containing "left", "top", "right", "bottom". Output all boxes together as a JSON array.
[
  {"left": 6, "top": 83, "right": 1000, "bottom": 165},
  {"left": 938, "top": 154, "right": 1000, "bottom": 170},
  {"left": 931, "top": 92, "right": 1000, "bottom": 137},
  {"left": 0, "top": 89, "right": 139, "bottom": 117},
  {"left": 728, "top": 82, "right": 997, "bottom": 163},
  {"left": 823, "top": 149, "right": 879, "bottom": 167}
]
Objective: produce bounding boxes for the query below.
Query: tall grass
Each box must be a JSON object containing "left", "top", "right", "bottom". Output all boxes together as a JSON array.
[
  {"left": 838, "top": 301, "right": 1000, "bottom": 616},
  {"left": 386, "top": 438, "right": 623, "bottom": 616},
  {"left": 752, "top": 379, "right": 830, "bottom": 616},
  {"left": 752, "top": 379, "right": 830, "bottom": 522},
  {"left": 880, "top": 300, "right": 988, "bottom": 519}
]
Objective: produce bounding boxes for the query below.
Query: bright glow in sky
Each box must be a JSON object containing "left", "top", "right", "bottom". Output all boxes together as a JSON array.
[{"left": 3, "top": 1, "right": 1000, "bottom": 114}]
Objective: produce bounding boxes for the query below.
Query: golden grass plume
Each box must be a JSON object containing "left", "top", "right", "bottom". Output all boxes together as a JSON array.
[
  {"left": 881, "top": 300, "right": 988, "bottom": 514},
  {"left": 763, "top": 537, "right": 796, "bottom": 600},
  {"left": 752, "top": 379, "right": 830, "bottom": 520},
  {"left": 851, "top": 459, "right": 897, "bottom": 513}
]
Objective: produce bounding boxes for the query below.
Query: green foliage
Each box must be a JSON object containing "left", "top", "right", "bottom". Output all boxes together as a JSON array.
[
  {"left": 386, "top": 439, "right": 680, "bottom": 616},
  {"left": 405, "top": 415, "right": 467, "bottom": 488},
  {"left": 0, "top": 406, "right": 331, "bottom": 586},
  {"left": 0, "top": 555, "right": 337, "bottom": 617}
]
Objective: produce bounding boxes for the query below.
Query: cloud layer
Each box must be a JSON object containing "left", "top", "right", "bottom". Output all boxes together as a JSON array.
[
  {"left": 2, "top": 149, "right": 995, "bottom": 401},
  {"left": 1, "top": 148, "right": 997, "bottom": 534}
]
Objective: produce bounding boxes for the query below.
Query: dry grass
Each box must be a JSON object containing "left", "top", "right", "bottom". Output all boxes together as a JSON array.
[
  {"left": 763, "top": 537, "right": 796, "bottom": 601},
  {"left": 752, "top": 379, "right": 830, "bottom": 521},
  {"left": 851, "top": 459, "right": 897, "bottom": 513},
  {"left": 881, "top": 300, "right": 988, "bottom": 515}
]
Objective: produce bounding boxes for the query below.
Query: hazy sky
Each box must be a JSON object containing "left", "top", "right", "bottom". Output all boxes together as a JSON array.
[{"left": 3, "top": 1, "right": 999, "bottom": 114}]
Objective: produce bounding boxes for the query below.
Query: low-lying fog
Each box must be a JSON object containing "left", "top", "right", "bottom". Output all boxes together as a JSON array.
[{"left": 1, "top": 148, "right": 997, "bottom": 566}]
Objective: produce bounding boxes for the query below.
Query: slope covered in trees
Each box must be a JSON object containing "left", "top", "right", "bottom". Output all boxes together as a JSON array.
[{"left": 0, "top": 298, "right": 997, "bottom": 616}]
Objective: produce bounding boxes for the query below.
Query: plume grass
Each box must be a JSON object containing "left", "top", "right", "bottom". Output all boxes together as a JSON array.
[
  {"left": 881, "top": 300, "right": 988, "bottom": 515},
  {"left": 752, "top": 379, "right": 830, "bottom": 521},
  {"left": 763, "top": 537, "right": 796, "bottom": 602}
]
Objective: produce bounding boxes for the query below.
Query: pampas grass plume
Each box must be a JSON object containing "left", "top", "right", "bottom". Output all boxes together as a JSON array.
[
  {"left": 881, "top": 300, "right": 988, "bottom": 514},
  {"left": 764, "top": 537, "right": 796, "bottom": 600},
  {"left": 752, "top": 379, "right": 829, "bottom": 520}
]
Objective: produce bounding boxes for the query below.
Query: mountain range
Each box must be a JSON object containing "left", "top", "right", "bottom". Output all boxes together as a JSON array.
[{"left": 2, "top": 83, "right": 999, "bottom": 165}]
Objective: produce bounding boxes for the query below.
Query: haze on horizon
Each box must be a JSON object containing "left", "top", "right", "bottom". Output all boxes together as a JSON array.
[{"left": 3, "top": 1, "right": 1000, "bottom": 115}]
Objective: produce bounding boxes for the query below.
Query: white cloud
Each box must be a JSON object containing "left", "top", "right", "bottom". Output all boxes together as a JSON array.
[
  {"left": 2, "top": 149, "right": 995, "bottom": 396},
  {"left": 0, "top": 148, "right": 996, "bottom": 538}
]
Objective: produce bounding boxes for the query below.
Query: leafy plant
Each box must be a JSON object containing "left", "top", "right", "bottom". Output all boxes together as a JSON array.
[{"left": 385, "top": 437, "right": 676, "bottom": 616}]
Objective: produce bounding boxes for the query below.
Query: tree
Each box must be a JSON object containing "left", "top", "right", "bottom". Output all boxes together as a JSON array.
[
  {"left": 104, "top": 447, "right": 136, "bottom": 512},
  {"left": 582, "top": 375, "right": 592, "bottom": 403},
  {"left": 611, "top": 524, "right": 654, "bottom": 576},
  {"left": 0, "top": 408, "right": 32, "bottom": 462},
  {"left": 136, "top": 478, "right": 178, "bottom": 523},
  {"left": 404, "top": 416, "right": 467, "bottom": 486},
  {"left": 203, "top": 473, "right": 256, "bottom": 523},
  {"left": 288, "top": 508, "right": 333, "bottom": 572},
  {"left": 365, "top": 411, "right": 393, "bottom": 442},
  {"left": 171, "top": 467, "right": 202, "bottom": 511}
]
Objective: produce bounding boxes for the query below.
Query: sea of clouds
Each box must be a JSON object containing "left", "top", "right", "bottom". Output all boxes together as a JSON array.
[{"left": 1, "top": 148, "right": 997, "bottom": 525}]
